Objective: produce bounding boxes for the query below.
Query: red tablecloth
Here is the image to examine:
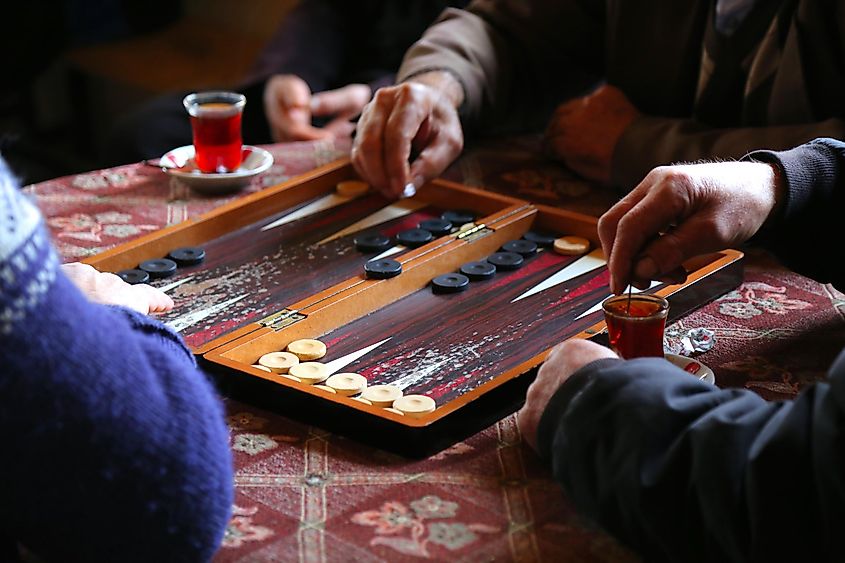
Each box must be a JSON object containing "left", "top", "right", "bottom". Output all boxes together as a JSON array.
[{"left": 25, "top": 137, "right": 845, "bottom": 562}]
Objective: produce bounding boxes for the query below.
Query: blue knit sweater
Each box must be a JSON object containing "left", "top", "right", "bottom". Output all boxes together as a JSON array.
[{"left": 0, "top": 158, "right": 233, "bottom": 561}]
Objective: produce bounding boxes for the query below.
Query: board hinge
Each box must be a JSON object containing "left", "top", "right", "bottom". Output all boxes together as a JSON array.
[
  {"left": 455, "top": 223, "right": 490, "bottom": 241},
  {"left": 259, "top": 308, "right": 306, "bottom": 330}
]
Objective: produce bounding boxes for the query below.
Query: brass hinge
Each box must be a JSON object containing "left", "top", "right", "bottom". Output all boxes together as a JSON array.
[
  {"left": 455, "top": 223, "right": 491, "bottom": 241},
  {"left": 259, "top": 308, "right": 306, "bottom": 330}
]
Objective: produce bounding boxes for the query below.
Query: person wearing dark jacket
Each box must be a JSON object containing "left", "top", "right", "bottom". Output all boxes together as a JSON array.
[
  {"left": 0, "top": 155, "right": 233, "bottom": 561},
  {"left": 105, "top": 0, "right": 467, "bottom": 165},
  {"left": 517, "top": 138, "right": 845, "bottom": 562}
]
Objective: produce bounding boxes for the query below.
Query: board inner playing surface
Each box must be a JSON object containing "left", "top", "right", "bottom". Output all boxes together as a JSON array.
[
  {"left": 313, "top": 249, "right": 641, "bottom": 405},
  {"left": 149, "top": 192, "right": 449, "bottom": 348}
]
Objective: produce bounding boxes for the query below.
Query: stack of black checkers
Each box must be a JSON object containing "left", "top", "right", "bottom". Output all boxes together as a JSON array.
[
  {"left": 360, "top": 210, "right": 478, "bottom": 278},
  {"left": 430, "top": 236, "right": 543, "bottom": 294},
  {"left": 355, "top": 209, "right": 477, "bottom": 258},
  {"left": 116, "top": 246, "right": 205, "bottom": 284}
]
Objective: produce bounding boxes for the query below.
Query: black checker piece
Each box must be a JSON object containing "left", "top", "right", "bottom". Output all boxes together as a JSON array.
[
  {"left": 396, "top": 228, "right": 433, "bottom": 248},
  {"left": 501, "top": 239, "right": 538, "bottom": 257},
  {"left": 460, "top": 261, "right": 496, "bottom": 280},
  {"left": 364, "top": 258, "right": 402, "bottom": 279},
  {"left": 168, "top": 246, "right": 206, "bottom": 266},
  {"left": 117, "top": 269, "right": 150, "bottom": 285},
  {"left": 418, "top": 218, "right": 453, "bottom": 236},
  {"left": 354, "top": 233, "right": 392, "bottom": 252},
  {"left": 138, "top": 258, "right": 178, "bottom": 278},
  {"left": 522, "top": 231, "right": 556, "bottom": 248},
  {"left": 441, "top": 209, "right": 476, "bottom": 226},
  {"left": 432, "top": 273, "right": 470, "bottom": 293},
  {"left": 486, "top": 252, "right": 524, "bottom": 271}
]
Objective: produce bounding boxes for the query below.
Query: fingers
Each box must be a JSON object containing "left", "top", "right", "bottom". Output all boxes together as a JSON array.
[
  {"left": 598, "top": 178, "right": 654, "bottom": 294},
  {"left": 598, "top": 171, "right": 668, "bottom": 294},
  {"left": 517, "top": 339, "right": 616, "bottom": 452},
  {"left": 311, "top": 84, "right": 372, "bottom": 118},
  {"left": 407, "top": 123, "right": 463, "bottom": 190},
  {"left": 631, "top": 217, "right": 720, "bottom": 282},
  {"left": 352, "top": 88, "right": 397, "bottom": 196},
  {"left": 322, "top": 117, "right": 356, "bottom": 139},
  {"left": 141, "top": 285, "right": 175, "bottom": 314},
  {"left": 264, "top": 75, "right": 330, "bottom": 142},
  {"left": 278, "top": 113, "right": 332, "bottom": 142},
  {"left": 605, "top": 168, "right": 693, "bottom": 292},
  {"left": 353, "top": 83, "right": 463, "bottom": 199}
]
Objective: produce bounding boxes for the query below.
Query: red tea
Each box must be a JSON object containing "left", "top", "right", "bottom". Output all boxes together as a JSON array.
[
  {"left": 603, "top": 295, "right": 668, "bottom": 359},
  {"left": 190, "top": 102, "right": 243, "bottom": 173}
]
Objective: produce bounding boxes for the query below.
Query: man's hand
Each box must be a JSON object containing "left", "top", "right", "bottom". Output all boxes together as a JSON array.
[
  {"left": 517, "top": 339, "right": 617, "bottom": 451},
  {"left": 351, "top": 71, "right": 465, "bottom": 199},
  {"left": 61, "top": 263, "right": 174, "bottom": 315},
  {"left": 264, "top": 75, "right": 372, "bottom": 142},
  {"left": 598, "top": 161, "right": 782, "bottom": 294},
  {"left": 543, "top": 85, "right": 640, "bottom": 185},
  {"left": 311, "top": 83, "right": 372, "bottom": 139}
]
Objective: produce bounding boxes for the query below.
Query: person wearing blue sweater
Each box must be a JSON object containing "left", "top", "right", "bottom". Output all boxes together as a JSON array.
[
  {"left": 517, "top": 138, "right": 845, "bottom": 562},
  {"left": 0, "top": 155, "right": 233, "bottom": 561}
]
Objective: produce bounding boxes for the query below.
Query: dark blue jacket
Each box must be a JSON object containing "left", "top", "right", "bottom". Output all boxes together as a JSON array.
[{"left": 538, "top": 139, "right": 845, "bottom": 562}]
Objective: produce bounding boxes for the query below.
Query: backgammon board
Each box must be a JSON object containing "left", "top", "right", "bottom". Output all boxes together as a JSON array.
[{"left": 85, "top": 159, "right": 743, "bottom": 456}]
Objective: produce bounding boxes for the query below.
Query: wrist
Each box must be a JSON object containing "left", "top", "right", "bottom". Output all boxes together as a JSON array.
[
  {"left": 405, "top": 70, "right": 465, "bottom": 109},
  {"left": 759, "top": 161, "right": 786, "bottom": 231}
]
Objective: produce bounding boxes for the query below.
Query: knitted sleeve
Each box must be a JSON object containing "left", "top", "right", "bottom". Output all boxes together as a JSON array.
[
  {"left": 0, "top": 158, "right": 233, "bottom": 562},
  {"left": 744, "top": 137, "right": 845, "bottom": 289}
]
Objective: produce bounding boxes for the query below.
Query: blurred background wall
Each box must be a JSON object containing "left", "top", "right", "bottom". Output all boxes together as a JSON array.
[{"left": 1, "top": 0, "right": 296, "bottom": 184}]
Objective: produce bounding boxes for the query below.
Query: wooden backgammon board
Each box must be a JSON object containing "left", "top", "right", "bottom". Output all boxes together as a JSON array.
[{"left": 85, "top": 159, "right": 744, "bottom": 457}]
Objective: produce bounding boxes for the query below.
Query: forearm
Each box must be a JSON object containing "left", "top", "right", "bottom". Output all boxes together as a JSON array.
[
  {"left": 1, "top": 270, "right": 233, "bottom": 561},
  {"left": 538, "top": 356, "right": 845, "bottom": 562},
  {"left": 612, "top": 115, "right": 845, "bottom": 189}
]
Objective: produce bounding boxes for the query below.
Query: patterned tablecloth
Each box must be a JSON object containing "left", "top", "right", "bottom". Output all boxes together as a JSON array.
[{"left": 25, "top": 137, "right": 845, "bottom": 562}]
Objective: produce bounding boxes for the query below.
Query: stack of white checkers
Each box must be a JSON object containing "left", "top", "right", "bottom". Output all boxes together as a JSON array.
[{"left": 252, "top": 338, "right": 436, "bottom": 418}]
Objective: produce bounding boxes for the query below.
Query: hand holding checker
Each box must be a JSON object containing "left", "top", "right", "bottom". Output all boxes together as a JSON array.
[
  {"left": 352, "top": 71, "right": 465, "bottom": 199},
  {"left": 598, "top": 161, "right": 784, "bottom": 295}
]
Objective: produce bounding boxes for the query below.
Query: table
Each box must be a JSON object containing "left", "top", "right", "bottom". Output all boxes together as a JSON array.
[{"left": 26, "top": 137, "right": 845, "bottom": 562}]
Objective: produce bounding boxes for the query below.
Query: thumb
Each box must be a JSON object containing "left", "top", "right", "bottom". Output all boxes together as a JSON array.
[{"left": 311, "top": 84, "right": 372, "bottom": 117}]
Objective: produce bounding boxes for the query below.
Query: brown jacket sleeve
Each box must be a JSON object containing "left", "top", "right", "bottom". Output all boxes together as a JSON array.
[{"left": 397, "top": 1, "right": 604, "bottom": 127}]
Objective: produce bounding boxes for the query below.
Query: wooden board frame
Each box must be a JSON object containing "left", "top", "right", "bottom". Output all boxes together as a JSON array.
[
  {"left": 84, "top": 159, "right": 527, "bottom": 354},
  {"left": 87, "top": 159, "right": 745, "bottom": 457}
]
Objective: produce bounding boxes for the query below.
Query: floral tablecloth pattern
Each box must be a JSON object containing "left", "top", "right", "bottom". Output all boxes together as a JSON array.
[{"left": 26, "top": 137, "right": 845, "bottom": 562}]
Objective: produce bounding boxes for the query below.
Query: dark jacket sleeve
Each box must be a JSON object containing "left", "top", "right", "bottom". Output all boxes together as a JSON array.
[
  {"left": 537, "top": 354, "right": 845, "bottom": 562},
  {"left": 0, "top": 160, "right": 233, "bottom": 561},
  {"left": 536, "top": 138, "right": 845, "bottom": 562},
  {"left": 244, "top": 0, "right": 349, "bottom": 94},
  {"left": 744, "top": 137, "right": 845, "bottom": 288}
]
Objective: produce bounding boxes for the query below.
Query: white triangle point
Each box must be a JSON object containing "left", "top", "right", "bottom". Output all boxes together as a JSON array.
[
  {"left": 323, "top": 337, "right": 392, "bottom": 375},
  {"left": 511, "top": 248, "right": 606, "bottom": 303}
]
